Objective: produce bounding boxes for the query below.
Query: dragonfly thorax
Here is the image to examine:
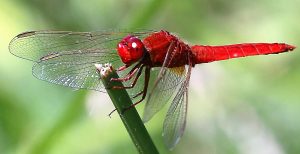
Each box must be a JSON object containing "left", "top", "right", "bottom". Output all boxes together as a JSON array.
[{"left": 117, "top": 35, "right": 146, "bottom": 64}]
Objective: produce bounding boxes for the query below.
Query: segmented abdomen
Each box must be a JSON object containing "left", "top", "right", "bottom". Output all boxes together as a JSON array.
[{"left": 191, "top": 43, "right": 295, "bottom": 63}]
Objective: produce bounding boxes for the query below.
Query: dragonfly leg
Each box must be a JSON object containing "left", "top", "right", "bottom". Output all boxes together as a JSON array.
[
  {"left": 111, "top": 63, "right": 141, "bottom": 82},
  {"left": 116, "top": 64, "right": 130, "bottom": 71},
  {"left": 108, "top": 108, "right": 117, "bottom": 118},
  {"left": 108, "top": 65, "right": 147, "bottom": 116},
  {"left": 122, "top": 67, "right": 151, "bottom": 113},
  {"left": 112, "top": 65, "right": 145, "bottom": 89},
  {"left": 94, "top": 64, "right": 135, "bottom": 89},
  {"left": 132, "top": 90, "right": 144, "bottom": 99}
]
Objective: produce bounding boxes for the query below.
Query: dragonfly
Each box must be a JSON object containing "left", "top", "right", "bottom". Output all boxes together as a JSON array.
[{"left": 9, "top": 30, "right": 295, "bottom": 149}]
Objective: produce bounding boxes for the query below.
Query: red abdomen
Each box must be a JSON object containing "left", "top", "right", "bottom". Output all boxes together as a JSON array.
[{"left": 191, "top": 43, "right": 295, "bottom": 64}]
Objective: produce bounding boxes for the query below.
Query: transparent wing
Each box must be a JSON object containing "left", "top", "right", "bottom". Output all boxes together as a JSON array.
[
  {"left": 31, "top": 52, "right": 118, "bottom": 91},
  {"left": 142, "top": 67, "right": 186, "bottom": 122},
  {"left": 9, "top": 30, "right": 153, "bottom": 62},
  {"left": 9, "top": 30, "right": 153, "bottom": 91},
  {"left": 163, "top": 64, "right": 192, "bottom": 149},
  {"left": 142, "top": 40, "right": 186, "bottom": 122}
]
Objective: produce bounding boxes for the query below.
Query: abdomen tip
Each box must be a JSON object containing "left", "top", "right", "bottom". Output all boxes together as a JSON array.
[{"left": 286, "top": 44, "right": 296, "bottom": 51}]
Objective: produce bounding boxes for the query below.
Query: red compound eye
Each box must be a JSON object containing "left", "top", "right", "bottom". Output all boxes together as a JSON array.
[{"left": 117, "top": 35, "right": 145, "bottom": 64}]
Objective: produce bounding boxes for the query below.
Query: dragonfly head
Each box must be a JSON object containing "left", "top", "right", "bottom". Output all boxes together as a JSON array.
[{"left": 117, "top": 35, "right": 145, "bottom": 64}]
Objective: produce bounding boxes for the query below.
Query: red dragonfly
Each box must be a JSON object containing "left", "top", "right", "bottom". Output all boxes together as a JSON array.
[{"left": 9, "top": 30, "right": 295, "bottom": 149}]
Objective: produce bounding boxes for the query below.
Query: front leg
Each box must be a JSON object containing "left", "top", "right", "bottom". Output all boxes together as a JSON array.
[
  {"left": 111, "top": 63, "right": 142, "bottom": 82},
  {"left": 112, "top": 65, "right": 145, "bottom": 89},
  {"left": 116, "top": 64, "right": 130, "bottom": 71}
]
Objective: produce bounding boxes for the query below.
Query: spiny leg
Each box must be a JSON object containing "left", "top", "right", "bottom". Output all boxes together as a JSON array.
[
  {"left": 108, "top": 64, "right": 145, "bottom": 117},
  {"left": 112, "top": 64, "right": 145, "bottom": 89},
  {"left": 116, "top": 64, "right": 131, "bottom": 71},
  {"left": 132, "top": 91, "right": 144, "bottom": 99},
  {"left": 111, "top": 62, "right": 142, "bottom": 82},
  {"left": 122, "top": 67, "right": 151, "bottom": 113}
]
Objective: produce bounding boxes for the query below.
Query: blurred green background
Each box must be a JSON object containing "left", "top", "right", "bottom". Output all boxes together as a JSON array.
[{"left": 1, "top": 0, "right": 299, "bottom": 153}]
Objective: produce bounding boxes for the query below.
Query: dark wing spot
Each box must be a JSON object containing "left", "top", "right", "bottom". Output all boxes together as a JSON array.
[
  {"left": 16, "top": 31, "right": 36, "bottom": 38},
  {"left": 40, "top": 52, "right": 60, "bottom": 61}
]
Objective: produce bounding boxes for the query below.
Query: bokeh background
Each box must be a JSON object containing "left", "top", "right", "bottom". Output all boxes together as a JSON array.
[{"left": 1, "top": 0, "right": 299, "bottom": 153}]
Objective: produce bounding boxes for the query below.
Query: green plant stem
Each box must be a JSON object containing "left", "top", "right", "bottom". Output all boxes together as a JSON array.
[{"left": 99, "top": 65, "right": 158, "bottom": 154}]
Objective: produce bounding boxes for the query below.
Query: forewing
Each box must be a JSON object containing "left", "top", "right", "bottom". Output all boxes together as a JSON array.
[
  {"left": 142, "top": 67, "right": 186, "bottom": 122},
  {"left": 9, "top": 30, "right": 152, "bottom": 62},
  {"left": 163, "top": 65, "right": 192, "bottom": 149},
  {"left": 9, "top": 30, "right": 153, "bottom": 91}
]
